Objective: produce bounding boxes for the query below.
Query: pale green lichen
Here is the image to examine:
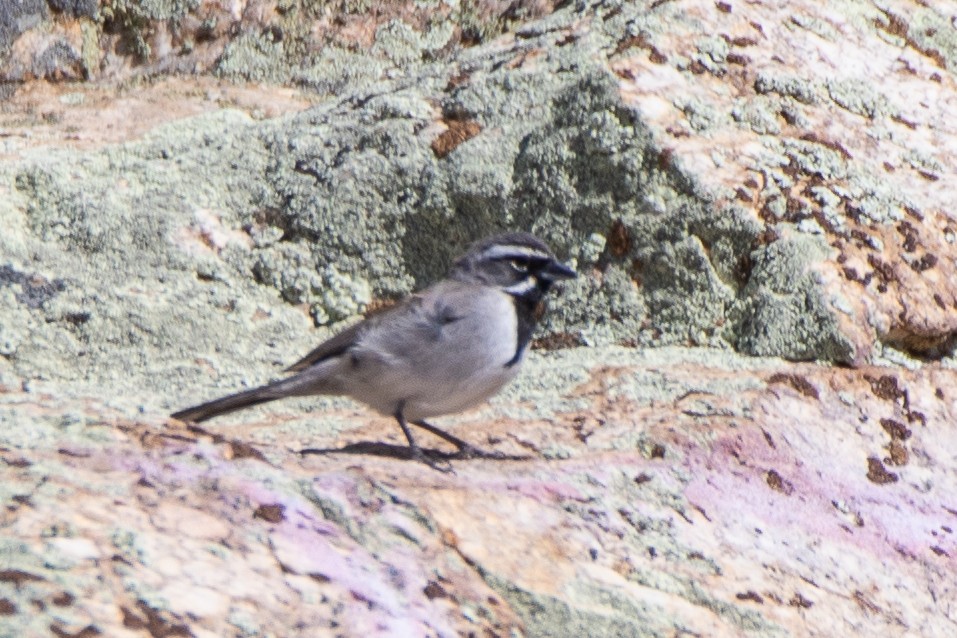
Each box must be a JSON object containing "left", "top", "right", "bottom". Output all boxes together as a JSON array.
[
  {"left": 577, "top": 232, "right": 607, "bottom": 264},
  {"left": 312, "top": 266, "right": 372, "bottom": 326},
  {"left": 754, "top": 72, "right": 821, "bottom": 105},
  {"left": 731, "top": 235, "right": 855, "bottom": 362},
  {"left": 98, "top": 0, "right": 198, "bottom": 60},
  {"left": 216, "top": 31, "right": 291, "bottom": 83},
  {"left": 826, "top": 78, "right": 891, "bottom": 119},
  {"left": 79, "top": 18, "right": 99, "bottom": 78},
  {"left": 906, "top": 6, "right": 957, "bottom": 70},
  {"left": 732, "top": 97, "right": 782, "bottom": 135}
]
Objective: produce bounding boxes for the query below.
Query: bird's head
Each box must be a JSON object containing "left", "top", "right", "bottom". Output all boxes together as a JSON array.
[{"left": 451, "top": 232, "right": 577, "bottom": 302}]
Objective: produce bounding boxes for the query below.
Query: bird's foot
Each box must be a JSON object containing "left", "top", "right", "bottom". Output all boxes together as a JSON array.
[{"left": 409, "top": 446, "right": 454, "bottom": 473}]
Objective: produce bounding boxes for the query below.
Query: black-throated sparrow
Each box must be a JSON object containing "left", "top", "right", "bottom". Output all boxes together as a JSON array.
[{"left": 171, "top": 232, "right": 576, "bottom": 465}]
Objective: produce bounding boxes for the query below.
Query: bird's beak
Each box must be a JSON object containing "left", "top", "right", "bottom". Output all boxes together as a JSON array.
[{"left": 542, "top": 260, "right": 577, "bottom": 281}]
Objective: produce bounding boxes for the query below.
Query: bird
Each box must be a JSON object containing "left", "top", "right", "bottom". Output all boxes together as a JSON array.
[{"left": 171, "top": 231, "right": 577, "bottom": 467}]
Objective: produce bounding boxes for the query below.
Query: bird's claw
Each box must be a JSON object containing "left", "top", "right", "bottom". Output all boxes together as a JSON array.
[{"left": 409, "top": 447, "right": 455, "bottom": 473}]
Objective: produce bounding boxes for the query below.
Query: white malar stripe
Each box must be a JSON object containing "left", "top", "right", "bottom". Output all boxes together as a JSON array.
[
  {"left": 479, "top": 244, "right": 551, "bottom": 262},
  {"left": 502, "top": 276, "right": 538, "bottom": 295}
]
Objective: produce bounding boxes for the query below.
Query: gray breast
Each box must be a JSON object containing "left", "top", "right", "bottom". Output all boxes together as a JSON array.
[{"left": 339, "top": 284, "right": 521, "bottom": 421}]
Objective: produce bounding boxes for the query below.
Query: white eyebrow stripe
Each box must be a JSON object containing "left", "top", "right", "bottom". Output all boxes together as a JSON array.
[
  {"left": 502, "top": 276, "right": 539, "bottom": 295},
  {"left": 478, "top": 245, "right": 551, "bottom": 261}
]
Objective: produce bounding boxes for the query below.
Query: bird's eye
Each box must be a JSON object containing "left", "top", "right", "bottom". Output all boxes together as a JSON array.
[{"left": 509, "top": 259, "right": 530, "bottom": 273}]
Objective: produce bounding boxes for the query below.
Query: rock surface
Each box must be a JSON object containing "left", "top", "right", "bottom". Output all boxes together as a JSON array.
[
  {"left": 3, "top": 349, "right": 957, "bottom": 636},
  {"left": 1, "top": 0, "right": 956, "bottom": 636}
]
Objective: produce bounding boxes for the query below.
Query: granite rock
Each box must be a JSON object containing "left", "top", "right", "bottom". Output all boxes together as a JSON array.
[{"left": 1, "top": 0, "right": 956, "bottom": 636}]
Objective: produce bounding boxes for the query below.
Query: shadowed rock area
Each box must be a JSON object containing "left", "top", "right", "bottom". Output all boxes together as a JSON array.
[{"left": 1, "top": 0, "right": 956, "bottom": 636}]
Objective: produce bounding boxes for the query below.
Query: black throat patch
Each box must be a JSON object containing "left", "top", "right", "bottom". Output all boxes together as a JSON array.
[{"left": 505, "top": 295, "right": 544, "bottom": 368}]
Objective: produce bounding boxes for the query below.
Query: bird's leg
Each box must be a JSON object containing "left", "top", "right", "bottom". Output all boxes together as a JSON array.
[
  {"left": 412, "top": 420, "right": 489, "bottom": 459},
  {"left": 394, "top": 403, "right": 451, "bottom": 472}
]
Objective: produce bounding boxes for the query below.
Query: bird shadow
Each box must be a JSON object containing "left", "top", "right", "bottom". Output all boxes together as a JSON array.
[{"left": 299, "top": 442, "right": 532, "bottom": 463}]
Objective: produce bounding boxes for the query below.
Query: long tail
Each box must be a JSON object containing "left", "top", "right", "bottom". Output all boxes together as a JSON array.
[
  {"left": 170, "top": 386, "right": 279, "bottom": 423},
  {"left": 171, "top": 371, "right": 326, "bottom": 423}
]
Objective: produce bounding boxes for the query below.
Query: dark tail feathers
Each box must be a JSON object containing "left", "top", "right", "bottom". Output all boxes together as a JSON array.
[{"left": 171, "top": 385, "right": 282, "bottom": 423}]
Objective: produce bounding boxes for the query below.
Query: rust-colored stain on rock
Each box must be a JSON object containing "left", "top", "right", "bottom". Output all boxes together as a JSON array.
[
  {"left": 866, "top": 457, "right": 899, "bottom": 485},
  {"left": 431, "top": 119, "right": 482, "bottom": 158},
  {"left": 254, "top": 503, "right": 286, "bottom": 523},
  {"left": 768, "top": 373, "right": 820, "bottom": 400}
]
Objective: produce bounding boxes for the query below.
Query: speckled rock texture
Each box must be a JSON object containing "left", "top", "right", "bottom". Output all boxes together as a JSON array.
[
  {"left": 4, "top": 350, "right": 957, "bottom": 637},
  {"left": 1, "top": 0, "right": 956, "bottom": 636}
]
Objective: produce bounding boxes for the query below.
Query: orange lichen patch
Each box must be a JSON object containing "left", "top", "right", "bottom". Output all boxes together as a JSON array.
[{"left": 431, "top": 118, "right": 483, "bottom": 158}]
